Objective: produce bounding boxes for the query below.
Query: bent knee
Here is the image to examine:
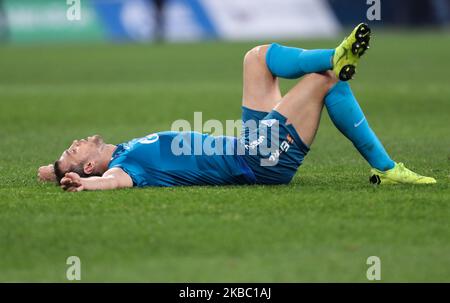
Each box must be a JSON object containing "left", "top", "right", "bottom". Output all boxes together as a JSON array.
[{"left": 243, "top": 45, "right": 270, "bottom": 67}]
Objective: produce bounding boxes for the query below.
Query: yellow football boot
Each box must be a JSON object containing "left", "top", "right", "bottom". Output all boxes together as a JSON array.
[
  {"left": 370, "top": 162, "right": 437, "bottom": 185},
  {"left": 333, "top": 23, "right": 371, "bottom": 81}
]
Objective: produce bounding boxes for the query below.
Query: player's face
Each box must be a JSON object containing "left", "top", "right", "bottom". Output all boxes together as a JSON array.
[{"left": 57, "top": 135, "right": 105, "bottom": 171}]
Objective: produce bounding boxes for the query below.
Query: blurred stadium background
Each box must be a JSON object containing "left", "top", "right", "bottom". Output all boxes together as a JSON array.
[
  {"left": 0, "top": 1, "right": 449, "bottom": 282},
  {"left": 0, "top": 0, "right": 448, "bottom": 44}
]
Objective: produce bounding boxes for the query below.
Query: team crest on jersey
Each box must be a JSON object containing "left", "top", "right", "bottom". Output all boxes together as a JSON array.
[{"left": 139, "top": 133, "right": 159, "bottom": 144}]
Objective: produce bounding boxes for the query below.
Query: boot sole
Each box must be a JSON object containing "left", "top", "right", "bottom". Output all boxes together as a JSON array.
[{"left": 339, "top": 23, "right": 371, "bottom": 81}]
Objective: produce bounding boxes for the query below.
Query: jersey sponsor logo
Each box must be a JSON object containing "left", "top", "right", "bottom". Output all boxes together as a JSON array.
[{"left": 244, "top": 135, "right": 265, "bottom": 150}]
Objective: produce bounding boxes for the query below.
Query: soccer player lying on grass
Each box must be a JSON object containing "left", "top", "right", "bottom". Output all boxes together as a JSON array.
[{"left": 38, "top": 24, "right": 436, "bottom": 192}]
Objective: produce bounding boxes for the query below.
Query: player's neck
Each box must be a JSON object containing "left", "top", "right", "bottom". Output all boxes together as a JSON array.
[{"left": 97, "top": 144, "right": 117, "bottom": 174}]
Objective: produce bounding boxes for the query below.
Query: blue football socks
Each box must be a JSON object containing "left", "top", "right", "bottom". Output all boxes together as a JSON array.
[
  {"left": 265, "top": 43, "right": 334, "bottom": 79},
  {"left": 325, "top": 82, "right": 395, "bottom": 171}
]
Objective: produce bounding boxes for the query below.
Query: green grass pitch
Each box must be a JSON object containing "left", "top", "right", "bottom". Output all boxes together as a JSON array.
[{"left": 0, "top": 32, "right": 449, "bottom": 282}]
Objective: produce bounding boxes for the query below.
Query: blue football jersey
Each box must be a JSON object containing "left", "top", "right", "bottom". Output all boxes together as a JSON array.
[{"left": 108, "top": 131, "right": 256, "bottom": 187}]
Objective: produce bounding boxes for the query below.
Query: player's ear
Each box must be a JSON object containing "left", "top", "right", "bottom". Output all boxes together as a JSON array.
[{"left": 83, "top": 161, "right": 95, "bottom": 175}]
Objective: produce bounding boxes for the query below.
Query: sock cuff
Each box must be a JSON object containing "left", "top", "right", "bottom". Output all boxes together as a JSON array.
[
  {"left": 265, "top": 43, "right": 279, "bottom": 76},
  {"left": 325, "top": 81, "right": 352, "bottom": 107},
  {"left": 327, "top": 81, "right": 350, "bottom": 95}
]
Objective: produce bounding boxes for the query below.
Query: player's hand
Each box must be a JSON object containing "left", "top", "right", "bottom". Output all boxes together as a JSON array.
[
  {"left": 60, "top": 172, "right": 84, "bottom": 192},
  {"left": 38, "top": 164, "right": 56, "bottom": 182}
]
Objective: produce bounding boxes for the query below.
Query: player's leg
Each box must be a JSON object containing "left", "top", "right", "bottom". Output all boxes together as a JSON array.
[
  {"left": 242, "top": 42, "right": 337, "bottom": 113},
  {"left": 272, "top": 70, "right": 393, "bottom": 170},
  {"left": 275, "top": 72, "right": 435, "bottom": 184},
  {"left": 274, "top": 71, "right": 337, "bottom": 146},
  {"left": 324, "top": 82, "right": 436, "bottom": 184},
  {"left": 242, "top": 45, "right": 282, "bottom": 112},
  {"left": 273, "top": 74, "right": 436, "bottom": 185},
  {"left": 242, "top": 35, "right": 353, "bottom": 112}
]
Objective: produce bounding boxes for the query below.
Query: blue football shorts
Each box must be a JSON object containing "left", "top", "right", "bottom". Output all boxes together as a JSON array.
[{"left": 240, "top": 106, "right": 310, "bottom": 184}]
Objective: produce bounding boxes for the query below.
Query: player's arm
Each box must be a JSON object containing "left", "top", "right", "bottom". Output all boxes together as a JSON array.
[
  {"left": 60, "top": 168, "right": 133, "bottom": 192},
  {"left": 38, "top": 164, "right": 56, "bottom": 182}
]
